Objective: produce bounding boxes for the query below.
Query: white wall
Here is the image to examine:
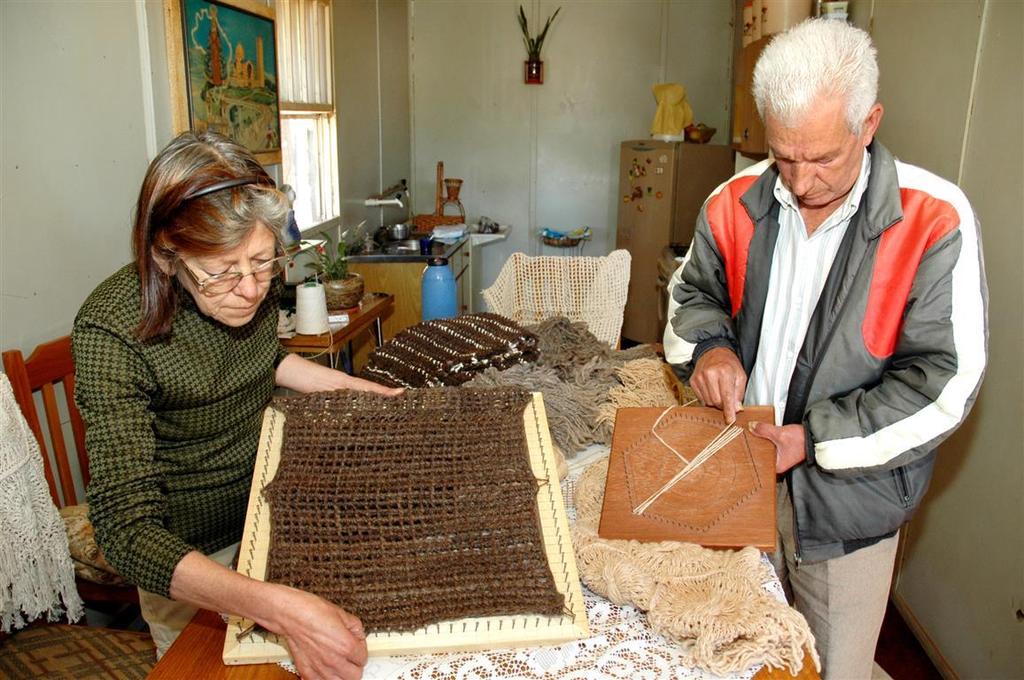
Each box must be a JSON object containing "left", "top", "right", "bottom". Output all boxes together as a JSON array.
[
  {"left": 1, "top": 1, "right": 158, "bottom": 355},
  {"left": 379, "top": 0, "right": 412, "bottom": 196},
  {"left": 334, "top": 0, "right": 412, "bottom": 236},
  {"left": 869, "top": 1, "right": 982, "bottom": 183},
  {"left": 409, "top": 0, "right": 733, "bottom": 310},
  {"left": 851, "top": 1, "right": 1024, "bottom": 676},
  {"left": 1, "top": 0, "right": 388, "bottom": 362}
]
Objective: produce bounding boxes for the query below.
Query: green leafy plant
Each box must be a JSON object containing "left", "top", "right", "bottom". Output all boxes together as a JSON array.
[
  {"left": 308, "top": 229, "right": 351, "bottom": 280},
  {"left": 518, "top": 5, "right": 561, "bottom": 61}
]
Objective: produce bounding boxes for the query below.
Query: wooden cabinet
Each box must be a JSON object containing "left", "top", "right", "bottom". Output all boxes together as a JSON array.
[
  {"left": 347, "top": 239, "right": 469, "bottom": 371},
  {"left": 731, "top": 36, "right": 770, "bottom": 156}
]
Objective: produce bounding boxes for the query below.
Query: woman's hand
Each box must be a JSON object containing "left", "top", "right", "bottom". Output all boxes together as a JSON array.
[
  {"left": 269, "top": 587, "right": 368, "bottom": 680},
  {"left": 275, "top": 353, "right": 402, "bottom": 396},
  {"left": 170, "top": 553, "right": 369, "bottom": 679},
  {"left": 341, "top": 374, "right": 403, "bottom": 396}
]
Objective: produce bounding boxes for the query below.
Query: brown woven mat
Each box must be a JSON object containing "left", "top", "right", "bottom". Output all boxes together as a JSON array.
[
  {"left": 359, "top": 313, "right": 539, "bottom": 388},
  {"left": 263, "top": 387, "right": 565, "bottom": 632}
]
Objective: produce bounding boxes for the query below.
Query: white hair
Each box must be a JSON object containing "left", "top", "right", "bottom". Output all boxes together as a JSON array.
[{"left": 752, "top": 19, "right": 879, "bottom": 132}]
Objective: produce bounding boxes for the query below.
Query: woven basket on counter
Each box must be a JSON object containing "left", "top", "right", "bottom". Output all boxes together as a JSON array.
[
  {"left": 541, "top": 235, "right": 583, "bottom": 248},
  {"left": 413, "top": 161, "right": 465, "bottom": 230}
]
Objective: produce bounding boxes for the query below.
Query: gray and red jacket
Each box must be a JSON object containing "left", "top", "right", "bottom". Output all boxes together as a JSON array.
[{"left": 664, "top": 141, "right": 987, "bottom": 563}]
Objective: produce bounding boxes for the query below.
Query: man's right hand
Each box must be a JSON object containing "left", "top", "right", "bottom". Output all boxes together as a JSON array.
[{"left": 690, "top": 347, "right": 747, "bottom": 423}]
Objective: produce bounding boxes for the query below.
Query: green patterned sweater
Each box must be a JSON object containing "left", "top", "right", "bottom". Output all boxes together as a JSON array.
[{"left": 72, "top": 264, "right": 287, "bottom": 597}]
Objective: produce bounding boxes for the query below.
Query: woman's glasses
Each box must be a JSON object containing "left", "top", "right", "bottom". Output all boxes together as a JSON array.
[{"left": 179, "top": 255, "right": 288, "bottom": 296}]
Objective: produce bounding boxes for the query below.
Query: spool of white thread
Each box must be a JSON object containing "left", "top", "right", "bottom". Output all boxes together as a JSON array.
[{"left": 295, "top": 282, "right": 329, "bottom": 335}]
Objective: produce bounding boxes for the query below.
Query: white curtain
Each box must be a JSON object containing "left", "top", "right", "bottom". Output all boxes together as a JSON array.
[{"left": 276, "top": 0, "right": 333, "bottom": 107}]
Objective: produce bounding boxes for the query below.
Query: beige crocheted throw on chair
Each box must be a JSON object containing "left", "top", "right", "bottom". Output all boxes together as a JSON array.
[
  {"left": 482, "top": 250, "right": 631, "bottom": 348},
  {"left": 572, "top": 458, "right": 821, "bottom": 676}
]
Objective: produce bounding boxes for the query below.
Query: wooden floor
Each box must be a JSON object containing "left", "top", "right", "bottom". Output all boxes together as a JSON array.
[{"left": 874, "top": 600, "right": 942, "bottom": 679}]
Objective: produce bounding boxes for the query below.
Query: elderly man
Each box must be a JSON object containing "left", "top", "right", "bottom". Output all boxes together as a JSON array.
[{"left": 664, "top": 19, "right": 987, "bottom": 679}]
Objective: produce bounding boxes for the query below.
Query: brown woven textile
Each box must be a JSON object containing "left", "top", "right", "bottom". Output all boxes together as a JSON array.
[
  {"left": 263, "top": 387, "right": 565, "bottom": 633},
  {"left": 468, "top": 359, "right": 620, "bottom": 455},
  {"left": 527, "top": 317, "right": 656, "bottom": 375},
  {"left": 359, "top": 314, "right": 539, "bottom": 388},
  {"left": 467, "top": 318, "right": 664, "bottom": 457}
]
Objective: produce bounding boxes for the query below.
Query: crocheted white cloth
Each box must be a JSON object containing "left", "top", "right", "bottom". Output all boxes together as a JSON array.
[
  {"left": 276, "top": 450, "right": 803, "bottom": 679},
  {"left": 0, "top": 373, "right": 83, "bottom": 631},
  {"left": 482, "top": 250, "right": 631, "bottom": 348}
]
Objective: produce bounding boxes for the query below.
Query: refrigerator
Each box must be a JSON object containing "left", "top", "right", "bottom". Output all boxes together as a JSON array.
[{"left": 615, "top": 140, "right": 735, "bottom": 344}]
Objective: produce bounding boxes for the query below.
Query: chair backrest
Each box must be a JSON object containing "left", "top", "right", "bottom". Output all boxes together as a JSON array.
[
  {"left": 2, "top": 336, "right": 88, "bottom": 508},
  {"left": 482, "top": 249, "right": 632, "bottom": 348}
]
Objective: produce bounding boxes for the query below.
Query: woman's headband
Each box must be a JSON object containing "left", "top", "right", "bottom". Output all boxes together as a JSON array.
[{"left": 183, "top": 175, "right": 275, "bottom": 201}]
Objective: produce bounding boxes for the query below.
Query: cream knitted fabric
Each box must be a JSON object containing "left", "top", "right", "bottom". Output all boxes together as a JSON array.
[
  {"left": 572, "top": 458, "right": 820, "bottom": 675},
  {"left": 482, "top": 250, "right": 631, "bottom": 348},
  {"left": 596, "top": 358, "right": 678, "bottom": 430},
  {"left": 0, "top": 374, "right": 84, "bottom": 631}
]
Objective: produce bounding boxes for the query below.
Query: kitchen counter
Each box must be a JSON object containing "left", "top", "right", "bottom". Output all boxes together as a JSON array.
[{"left": 347, "top": 235, "right": 467, "bottom": 263}]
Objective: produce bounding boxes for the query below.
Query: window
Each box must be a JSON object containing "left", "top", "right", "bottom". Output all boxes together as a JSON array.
[{"left": 276, "top": 0, "right": 338, "bottom": 230}]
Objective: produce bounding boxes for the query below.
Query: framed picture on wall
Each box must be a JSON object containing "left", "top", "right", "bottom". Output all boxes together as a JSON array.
[{"left": 164, "top": 0, "right": 281, "bottom": 165}]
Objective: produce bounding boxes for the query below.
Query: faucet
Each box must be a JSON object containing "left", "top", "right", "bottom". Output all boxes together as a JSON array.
[
  {"left": 364, "top": 179, "right": 408, "bottom": 209},
  {"left": 363, "top": 197, "right": 404, "bottom": 208}
]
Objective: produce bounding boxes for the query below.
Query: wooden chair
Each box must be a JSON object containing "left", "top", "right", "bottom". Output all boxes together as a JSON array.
[{"left": 2, "top": 335, "right": 138, "bottom": 606}]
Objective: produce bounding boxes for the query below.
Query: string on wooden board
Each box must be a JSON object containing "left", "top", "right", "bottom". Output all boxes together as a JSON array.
[
  {"left": 648, "top": 398, "right": 699, "bottom": 464},
  {"left": 633, "top": 402, "right": 743, "bottom": 516}
]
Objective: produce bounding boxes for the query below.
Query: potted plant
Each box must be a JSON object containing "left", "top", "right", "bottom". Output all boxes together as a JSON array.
[
  {"left": 518, "top": 4, "right": 560, "bottom": 84},
  {"left": 309, "top": 229, "right": 364, "bottom": 310}
]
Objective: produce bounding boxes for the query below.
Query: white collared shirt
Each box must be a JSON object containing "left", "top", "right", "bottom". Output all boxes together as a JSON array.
[{"left": 745, "top": 150, "right": 872, "bottom": 423}]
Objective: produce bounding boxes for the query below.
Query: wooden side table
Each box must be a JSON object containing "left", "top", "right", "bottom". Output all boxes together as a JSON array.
[{"left": 279, "top": 292, "right": 394, "bottom": 372}]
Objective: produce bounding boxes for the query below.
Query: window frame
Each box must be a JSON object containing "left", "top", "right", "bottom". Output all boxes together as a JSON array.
[{"left": 276, "top": 0, "right": 339, "bottom": 233}]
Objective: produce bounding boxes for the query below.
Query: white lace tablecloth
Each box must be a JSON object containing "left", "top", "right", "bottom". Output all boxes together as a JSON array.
[
  {"left": 359, "top": 581, "right": 782, "bottom": 680},
  {"left": 286, "top": 446, "right": 787, "bottom": 679}
]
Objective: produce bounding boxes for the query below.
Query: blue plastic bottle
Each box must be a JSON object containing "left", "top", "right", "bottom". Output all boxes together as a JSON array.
[{"left": 421, "top": 257, "right": 457, "bottom": 321}]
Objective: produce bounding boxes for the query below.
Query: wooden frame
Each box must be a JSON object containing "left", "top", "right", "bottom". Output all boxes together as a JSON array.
[
  {"left": 163, "top": 0, "right": 282, "bottom": 165},
  {"left": 599, "top": 406, "right": 777, "bottom": 551},
  {"left": 223, "top": 394, "right": 589, "bottom": 665}
]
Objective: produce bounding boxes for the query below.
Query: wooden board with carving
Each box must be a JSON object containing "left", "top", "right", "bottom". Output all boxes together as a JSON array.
[{"left": 599, "top": 406, "right": 776, "bottom": 550}]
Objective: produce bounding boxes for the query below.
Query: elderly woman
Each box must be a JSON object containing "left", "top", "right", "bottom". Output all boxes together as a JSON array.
[{"left": 72, "top": 131, "right": 394, "bottom": 680}]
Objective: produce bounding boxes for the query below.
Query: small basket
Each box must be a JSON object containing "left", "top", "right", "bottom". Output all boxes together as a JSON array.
[
  {"left": 541, "top": 235, "right": 582, "bottom": 248},
  {"left": 412, "top": 212, "right": 464, "bottom": 230},
  {"left": 414, "top": 161, "right": 465, "bottom": 231}
]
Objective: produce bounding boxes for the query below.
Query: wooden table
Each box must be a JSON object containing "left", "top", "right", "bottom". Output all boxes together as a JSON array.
[
  {"left": 149, "top": 609, "right": 819, "bottom": 679},
  {"left": 279, "top": 293, "right": 393, "bottom": 372}
]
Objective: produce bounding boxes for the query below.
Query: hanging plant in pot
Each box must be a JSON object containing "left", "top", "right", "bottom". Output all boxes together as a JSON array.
[
  {"left": 518, "top": 4, "right": 560, "bottom": 84},
  {"left": 309, "top": 229, "right": 364, "bottom": 310}
]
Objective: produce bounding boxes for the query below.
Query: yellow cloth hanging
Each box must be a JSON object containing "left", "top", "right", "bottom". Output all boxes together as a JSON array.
[{"left": 650, "top": 83, "right": 694, "bottom": 139}]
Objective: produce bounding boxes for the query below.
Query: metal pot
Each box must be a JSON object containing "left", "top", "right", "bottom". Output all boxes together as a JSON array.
[{"left": 386, "top": 223, "right": 411, "bottom": 241}]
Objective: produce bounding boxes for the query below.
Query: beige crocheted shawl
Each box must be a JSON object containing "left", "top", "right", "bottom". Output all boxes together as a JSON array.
[
  {"left": 572, "top": 458, "right": 820, "bottom": 676},
  {"left": 0, "top": 374, "right": 83, "bottom": 631}
]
